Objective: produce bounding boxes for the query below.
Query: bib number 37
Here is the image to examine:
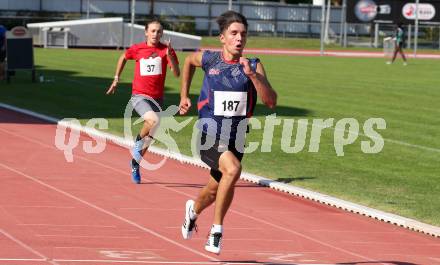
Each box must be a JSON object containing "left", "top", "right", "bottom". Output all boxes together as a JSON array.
[
  {"left": 140, "top": 57, "right": 162, "bottom": 76},
  {"left": 214, "top": 91, "right": 247, "bottom": 117}
]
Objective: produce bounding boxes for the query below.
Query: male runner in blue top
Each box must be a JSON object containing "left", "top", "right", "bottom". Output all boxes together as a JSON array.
[{"left": 179, "top": 11, "right": 277, "bottom": 255}]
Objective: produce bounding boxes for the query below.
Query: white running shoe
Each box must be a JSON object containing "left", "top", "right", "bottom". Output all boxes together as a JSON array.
[
  {"left": 403, "top": 62, "right": 408, "bottom": 66},
  {"left": 205, "top": 232, "right": 222, "bottom": 255},
  {"left": 386, "top": 61, "right": 392, "bottom": 65},
  {"left": 181, "top": 200, "right": 197, "bottom": 239}
]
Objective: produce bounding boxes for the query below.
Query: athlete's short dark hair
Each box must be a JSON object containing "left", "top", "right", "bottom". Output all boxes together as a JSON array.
[
  {"left": 216, "top": 11, "right": 248, "bottom": 34},
  {"left": 145, "top": 17, "right": 163, "bottom": 31}
]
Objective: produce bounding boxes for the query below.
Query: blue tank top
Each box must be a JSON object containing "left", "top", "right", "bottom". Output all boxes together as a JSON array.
[{"left": 197, "top": 51, "right": 258, "bottom": 142}]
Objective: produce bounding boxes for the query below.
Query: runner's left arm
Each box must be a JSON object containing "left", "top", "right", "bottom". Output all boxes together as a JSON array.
[
  {"left": 166, "top": 40, "right": 180, "bottom": 78},
  {"left": 240, "top": 58, "right": 277, "bottom": 109}
]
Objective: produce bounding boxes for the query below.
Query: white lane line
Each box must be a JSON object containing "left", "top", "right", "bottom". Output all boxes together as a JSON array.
[
  {"left": 165, "top": 226, "right": 262, "bottom": 231},
  {"left": 37, "top": 234, "right": 140, "bottom": 239},
  {"left": 63, "top": 161, "right": 389, "bottom": 264},
  {"left": 0, "top": 128, "right": 392, "bottom": 264},
  {"left": 229, "top": 210, "right": 389, "bottom": 265},
  {"left": 342, "top": 241, "right": 440, "bottom": 246},
  {"left": 228, "top": 238, "right": 299, "bottom": 241},
  {"left": 119, "top": 207, "right": 181, "bottom": 211},
  {"left": 383, "top": 137, "right": 440, "bottom": 153},
  {"left": 0, "top": 229, "right": 58, "bottom": 265},
  {"left": 54, "top": 246, "right": 164, "bottom": 251},
  {"left": 295, "top": 119, "right": 440, "bottom": 154},
  {"left": 0, "top": 258, "right": 47, "bottom": 261},
  {"left": 2, "top": 102, "right": 440, "bottom": 239},
  {"left": 51, "top": 259, "right": 338, "bottom": 264},
  {"left": 0, "top": 162, "right": 219, "bottom": 262},
  {"left": 1, "top": 205, "right": 75, "bottom": 209},
  {"left": 18, "top": 224, "right": 117, "bottom": 228},
  {"left": 429, "top": 257, "right": 440, "bottom": 262}
]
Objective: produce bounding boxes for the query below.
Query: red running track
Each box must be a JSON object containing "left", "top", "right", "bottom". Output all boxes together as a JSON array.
[{"left": 0, "top": 107, "right": 439, "bottom": 265}]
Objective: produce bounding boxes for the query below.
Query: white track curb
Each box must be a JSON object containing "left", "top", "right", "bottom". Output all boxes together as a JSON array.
[{"left": 1, "top": 102, "right": 439, "bottom": 238}]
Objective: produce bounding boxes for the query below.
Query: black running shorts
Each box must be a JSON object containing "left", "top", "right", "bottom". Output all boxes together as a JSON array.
[
  {"left": 197, "top": 132, "right": 244, "bottom": 183},
  {"left": 0, "top": 49, "right": 5, "bottom": 63}
]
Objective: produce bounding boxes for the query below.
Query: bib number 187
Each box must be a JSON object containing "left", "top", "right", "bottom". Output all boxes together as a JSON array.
[
  {"left": 214, "top": 91, "right": 247, "bottom": 117},
  {"left": 222, "top": 100, "right": 240, "bottom": 112}
]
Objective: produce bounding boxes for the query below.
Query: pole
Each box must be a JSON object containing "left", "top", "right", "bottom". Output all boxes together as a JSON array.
[
  {"left": 228, "top": 0, "right": 232, "bottom": 11},
  {"left": 324, "top": 0, "right": 331, "bottom": 44},
  {"left": 413, "top": 0, "right": 419, "bottom": 57},
  {"left": 339, "top": 0, "right": 346, "bottom": 46},
  {"left": 86, "top": 0, "right": 90, "bottom": 19},
  {"left": 374, "top": 23, "right": 379, "bottom": 48},
  {"left": 130, "top": 0, "right": 136, "bottom": 46},
  {"left": 320, "top": 0, "right": 326, "bottom": 55},
  {"left": 343, "top": 9, "right": 347, "bottom": 46}
]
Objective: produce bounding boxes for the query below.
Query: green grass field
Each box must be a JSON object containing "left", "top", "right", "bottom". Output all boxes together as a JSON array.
[{"left": 1, "top": 46, "right": 439, "bottom": 226}]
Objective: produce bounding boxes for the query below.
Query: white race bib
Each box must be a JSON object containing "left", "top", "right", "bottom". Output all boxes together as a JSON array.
[
  {"left": 140, "top": 57, "right": 162, "bottom": 76},
  {"left": 214, "top": 91, "right": 247, "bottom": 117}
]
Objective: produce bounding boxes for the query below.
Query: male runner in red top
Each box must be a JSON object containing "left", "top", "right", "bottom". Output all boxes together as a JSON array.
[{"left": 106, "top": 17, "right": 180, "bottom": 184}]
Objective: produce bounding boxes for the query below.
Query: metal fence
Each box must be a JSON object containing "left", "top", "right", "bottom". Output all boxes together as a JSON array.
[
  {"left": 1, "top": 0, "right": 439, "bottom": 49},
  {"left": 1, "top": 0, "right": 344, "bottom": 37}
]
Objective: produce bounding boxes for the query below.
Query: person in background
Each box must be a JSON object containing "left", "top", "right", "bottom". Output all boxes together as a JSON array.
[{"left": 387, "top": 22, "right": 408, "bottom": 66}]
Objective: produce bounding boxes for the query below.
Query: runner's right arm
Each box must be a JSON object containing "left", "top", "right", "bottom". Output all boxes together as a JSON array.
[
  {"left": 106, "top": 53, "right": 127, "bottom": 95},
  {"left": 179, "top": 52, "right": 203, "bottom": 115}
]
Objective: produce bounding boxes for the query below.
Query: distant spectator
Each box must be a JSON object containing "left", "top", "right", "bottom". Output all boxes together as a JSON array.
[
  {"left": 0, "top": 25, "right": 6, "bottom": 80},
  {"left": 387, "top": 22, "right": 408, "bottom": 66}
]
